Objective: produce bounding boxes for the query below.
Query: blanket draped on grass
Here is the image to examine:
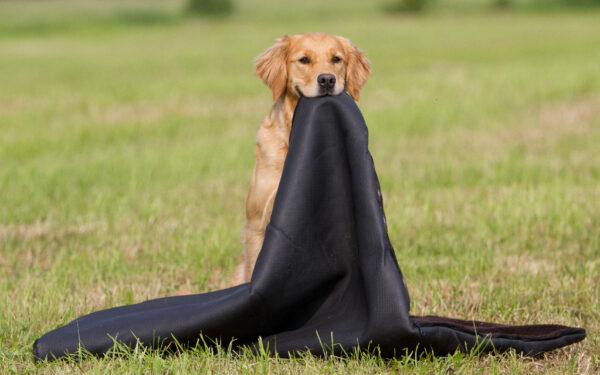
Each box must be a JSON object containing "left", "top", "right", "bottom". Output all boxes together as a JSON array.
[{"left": 33, "top": 93, "right": 585, "bottom": 361}]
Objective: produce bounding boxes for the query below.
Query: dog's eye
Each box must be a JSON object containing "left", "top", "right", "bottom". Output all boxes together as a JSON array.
[
  {"left": 331, "top": 56, "right": 342, "bottom": 63},
  {"left": 299, "top": 57, "right": 311, "bottom": 64}
]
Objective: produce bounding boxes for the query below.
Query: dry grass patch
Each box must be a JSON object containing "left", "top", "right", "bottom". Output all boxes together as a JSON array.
[{"left": 455, "top": 95, "right": 600, "bottom": 157}]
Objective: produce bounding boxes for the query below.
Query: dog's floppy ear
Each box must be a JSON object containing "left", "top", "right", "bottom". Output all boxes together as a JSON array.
[
  {"left": 255, "top": 36, "right": 290, "bottom": 101},
  {"left": 340, "top": 37, "right": 371, "bottom": 101}
]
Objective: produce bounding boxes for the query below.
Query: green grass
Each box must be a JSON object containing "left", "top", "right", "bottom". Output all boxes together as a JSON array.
[{"left": 1, "top": 0, "right": 599, "bottom": 373}]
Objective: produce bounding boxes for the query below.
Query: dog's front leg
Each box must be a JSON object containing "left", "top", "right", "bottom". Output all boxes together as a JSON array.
[{"left": 231, "top": 159, "right": 281, "bottom": 285}]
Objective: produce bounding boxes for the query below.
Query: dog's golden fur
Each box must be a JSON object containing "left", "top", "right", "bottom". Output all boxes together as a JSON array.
[{"left": 231, "top": 32, "right": 371, "bottom": 285}]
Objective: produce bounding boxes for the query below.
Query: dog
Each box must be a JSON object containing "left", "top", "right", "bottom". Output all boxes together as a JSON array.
[{"left": 230, "top": 32, "right": 371, "bottom": 286}]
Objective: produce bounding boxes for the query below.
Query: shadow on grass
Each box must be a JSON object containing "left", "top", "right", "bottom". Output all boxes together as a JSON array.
[
  {"left": 0, "top": 10, "right": 183, "bottom": 37},
  {"left": 112, "top": 10, "right": 181, "bottom": 25}
]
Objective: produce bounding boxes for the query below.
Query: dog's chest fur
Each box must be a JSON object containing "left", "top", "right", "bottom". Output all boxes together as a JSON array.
[{"left": 255, "top": 96, "right": 298, "bottom": 170}]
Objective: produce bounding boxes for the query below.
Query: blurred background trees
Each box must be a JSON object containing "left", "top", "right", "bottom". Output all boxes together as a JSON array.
[
  {"left": 385, "top": 0, "right": 432, "bottom": 12},
  {"left": 382, "top": 0, "right": 599, "bottom": 13},
  {"left": 187, "top": 0, "right": 233, "bottom": 16}
]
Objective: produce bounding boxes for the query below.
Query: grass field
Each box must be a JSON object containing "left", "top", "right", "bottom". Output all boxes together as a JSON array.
[{"left": 1, "top": 0, "right": 599, "bottom": 373}]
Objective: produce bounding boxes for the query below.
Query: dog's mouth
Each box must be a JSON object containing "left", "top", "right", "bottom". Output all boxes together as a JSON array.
[
  {"left": 295, "top": 86, "right": 339, "bottom": 98},
  {"left": 318, "top": 88, "right": 335, "bottom": 96},
  {"left": 319, "top": 86, "right": 345, "bottom": 97}
]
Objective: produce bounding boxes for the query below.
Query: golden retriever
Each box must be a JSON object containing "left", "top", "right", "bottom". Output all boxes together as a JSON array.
[{"left": 230, "top": 32, "right": 371, "bottom": 285}]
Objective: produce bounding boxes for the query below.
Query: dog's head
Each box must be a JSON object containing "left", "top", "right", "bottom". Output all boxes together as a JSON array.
[{"left": 255, "top": 33, "right": 371, "bottom": 101}]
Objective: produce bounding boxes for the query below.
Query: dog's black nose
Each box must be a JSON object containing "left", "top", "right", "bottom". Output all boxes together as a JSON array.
[{"left": 317, "top": 74, "right": 336, "bottom": 91}]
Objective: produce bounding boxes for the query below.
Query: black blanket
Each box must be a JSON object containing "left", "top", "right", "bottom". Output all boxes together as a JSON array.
[{"left": 33, "top": 93, "right": 585, "bottom": 361}]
